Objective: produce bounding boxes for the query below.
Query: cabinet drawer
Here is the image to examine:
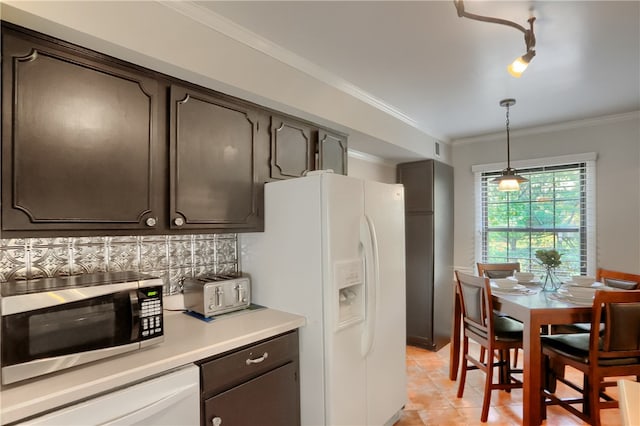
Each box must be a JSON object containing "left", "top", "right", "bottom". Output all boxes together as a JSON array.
[{"left": 200, "top": 331, "right": 298, "bottom": 397}]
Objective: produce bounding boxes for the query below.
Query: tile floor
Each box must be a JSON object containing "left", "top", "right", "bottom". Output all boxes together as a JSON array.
[{"left": 396, "top": 343, "right": 625, "bottom": 425}]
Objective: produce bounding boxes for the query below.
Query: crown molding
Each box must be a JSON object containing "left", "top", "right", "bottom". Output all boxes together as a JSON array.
[
  {"left": 348, "top": 149, "right": 397, "bottom": 166},
  {"left": 451, "top": 111, "right": 640, "bottom": 146},
  {"left": 157, "top": 1, "right": 445, "bottom": 141}
]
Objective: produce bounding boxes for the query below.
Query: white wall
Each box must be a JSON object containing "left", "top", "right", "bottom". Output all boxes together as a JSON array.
[
  {"left": 347, "top": 152, "right": 396, "bottom": 184},
  {"left": 452, "top": 113, "right": 640, "bottom": 274}
]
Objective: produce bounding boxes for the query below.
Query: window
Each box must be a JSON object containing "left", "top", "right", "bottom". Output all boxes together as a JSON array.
[{"left": 474, "top": 154, "right": 596, "bottom": 277}]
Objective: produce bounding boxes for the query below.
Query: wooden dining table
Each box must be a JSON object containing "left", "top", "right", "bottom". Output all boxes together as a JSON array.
[{"left": 448, "top": 288, "right": 593, "bottom": 426}]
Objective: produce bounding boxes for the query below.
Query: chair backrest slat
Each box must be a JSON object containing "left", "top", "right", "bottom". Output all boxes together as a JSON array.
[
  {"left": 597, "top": 268, "right": 640, "bottom": 290},
  {"left": 477, "top": 262, "right": 520, "bottom": 279}
]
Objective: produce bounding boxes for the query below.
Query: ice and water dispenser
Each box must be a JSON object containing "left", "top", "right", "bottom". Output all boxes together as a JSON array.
[{"left": 334, "top": 259, "right": 365, "bottom": 330}]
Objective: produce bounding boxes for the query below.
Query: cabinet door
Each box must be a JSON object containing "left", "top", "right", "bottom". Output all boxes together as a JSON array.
[
  {"left": 405, "top": 212, "right": 435, "bottom": 349},
  {"left": 318, "top": 129, "right": 348, "bottom": 175},
  {"left": 169, "top": 85, "right": 261, "bottom": 230},
  {"left": 397, "top": 160, "right": 434, "bottom": 213},
  {"left": 270, "top": 116, "right": 314, "bottom": 179},
  {"left": 1, "top": 30, "right": 159, "bottom": 233},
  {"left": 204, "top": 362, "right": 300, "bottom": 426}
]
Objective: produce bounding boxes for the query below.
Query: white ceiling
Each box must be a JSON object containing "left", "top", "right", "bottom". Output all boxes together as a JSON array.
[{"left": 195, "top": 1, "right": 640, "bottom": 143}]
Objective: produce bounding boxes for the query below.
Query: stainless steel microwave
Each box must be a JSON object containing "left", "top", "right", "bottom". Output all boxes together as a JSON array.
[{"left": 0, "top": 271, "right": 164, "bottom": 385}]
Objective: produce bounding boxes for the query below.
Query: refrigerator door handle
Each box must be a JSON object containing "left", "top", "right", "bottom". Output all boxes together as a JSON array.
[{"left": 360, "top": 214, "right": 380, "bottom": 357}]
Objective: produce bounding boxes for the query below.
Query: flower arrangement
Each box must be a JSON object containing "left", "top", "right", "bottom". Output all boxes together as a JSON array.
[
  {"left": 535, "top": 249, "right": 563, "bottom": 268},
  {"left": 536, "top": 249, "right": 563, "bottom": 291}
]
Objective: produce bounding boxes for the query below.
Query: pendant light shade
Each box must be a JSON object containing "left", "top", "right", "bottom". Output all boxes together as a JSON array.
[
  {"left": 493, "top": 168, "right": 528, "bottom": 191},
  {"left": 492, "top": 99, "right": 527, "bottom": 192}
]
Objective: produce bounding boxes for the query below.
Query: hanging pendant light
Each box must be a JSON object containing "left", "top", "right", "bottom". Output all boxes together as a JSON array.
[{"left": 492, "top": 99, "right": 528, "bottom": 191}]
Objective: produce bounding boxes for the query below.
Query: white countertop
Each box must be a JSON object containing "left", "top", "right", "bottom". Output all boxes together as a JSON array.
[{"left": 0, "top": 307, "right": 306, "bottom": 425}]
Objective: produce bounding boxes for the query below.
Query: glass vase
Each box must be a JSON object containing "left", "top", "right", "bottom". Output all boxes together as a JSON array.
[{"left": 541, "top": 267, "right": 561, "bottom": 292}]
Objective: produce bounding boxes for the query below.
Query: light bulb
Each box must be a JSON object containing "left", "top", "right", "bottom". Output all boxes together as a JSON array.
[{"left": 507, "top": 57, "right": 529, "bottom": 77}]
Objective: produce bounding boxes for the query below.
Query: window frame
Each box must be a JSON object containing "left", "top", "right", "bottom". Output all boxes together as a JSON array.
[{"left": 472, "top": 153, "right": 597, "bottom": 276}]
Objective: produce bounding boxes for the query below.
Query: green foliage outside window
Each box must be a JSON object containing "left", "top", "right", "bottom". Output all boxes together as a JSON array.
[{"left": 482, "top": 164, "right": 585, "bottom": 277}]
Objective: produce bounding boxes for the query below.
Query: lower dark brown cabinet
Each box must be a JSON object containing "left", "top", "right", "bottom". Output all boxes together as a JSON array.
[
  {"left": 197, "top": 330, "right": 300, "bottom": 426},
  {"left": 204, "top": 362, "right": 299, "bottom": 426}
]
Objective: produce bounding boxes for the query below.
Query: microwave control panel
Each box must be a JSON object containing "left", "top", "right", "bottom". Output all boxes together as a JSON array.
[{"left": 140, "top": 287, "right": 163, "bottom": 339}]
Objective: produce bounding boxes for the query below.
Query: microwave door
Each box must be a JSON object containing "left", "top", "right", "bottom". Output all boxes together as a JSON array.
[{"left": 1, "top": 289, "right": 138, "bottom": 385}]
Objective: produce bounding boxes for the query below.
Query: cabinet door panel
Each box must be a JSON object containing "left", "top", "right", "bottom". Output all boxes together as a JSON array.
[
  {"left": 397, "top": 160, "right": 434, "bottom": 213},
  {"left": 204, "top": 362, "right": 300, "bottom": 426},
  {"left": 405, "top": 212, "right": 435, "bottom": 348},
  {"left": 1, "top": 32, "right": 158, "bottom": 232},
  {"left": 270, "top": 117, "right": 314, "bottom": 179},
  {"left": 318, "top": 129, "right": 347, "bottom": 175},
  {"left": 170, "top": 85, "right": 260, "bottom": 230}
]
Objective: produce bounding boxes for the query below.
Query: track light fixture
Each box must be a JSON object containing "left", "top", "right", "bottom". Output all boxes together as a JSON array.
[
  {"left": 453, "top": 0, "right": 536, "bottom": 77},
  {"left": 493, "top": 99, "right": 527, "bottom": 192}
]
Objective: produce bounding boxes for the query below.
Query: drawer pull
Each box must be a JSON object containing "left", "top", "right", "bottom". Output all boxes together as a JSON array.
[
  {"left": 245, "top": 352, "right": 268, "bottom": 365},
  {"left": 212, "top": 416, "right": 222, "bottom": 426}
]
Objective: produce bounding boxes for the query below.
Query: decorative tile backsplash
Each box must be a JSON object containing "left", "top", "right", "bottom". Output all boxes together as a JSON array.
[{"left": 0, "top": 234, "right": 238, "bottom": 295}]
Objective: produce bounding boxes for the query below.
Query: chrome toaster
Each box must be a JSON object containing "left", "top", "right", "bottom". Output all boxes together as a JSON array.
[{"left": 183, "top": 274, "right": 250, "bottom": 317}]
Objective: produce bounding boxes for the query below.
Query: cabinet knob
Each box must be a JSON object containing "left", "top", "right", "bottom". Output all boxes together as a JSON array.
[
  {"left": 212, "top": 417, "right": 222, "bottom": 426},
  {"left": 174, "top": 217, "right": 185, "bottom": 226},
  {"left": 145, "top": 217, "right": 157, "bottom": 227}
]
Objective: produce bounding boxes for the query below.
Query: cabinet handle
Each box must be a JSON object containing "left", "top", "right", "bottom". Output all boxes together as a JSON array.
[
  {"left": 145, "top": 217, "right": 157, "bottom": 227},
  {"left": 212, "top": 417, "right": 222, "bottom": 426},
  {"left": 245, "top": 352, "right": 268, "bottom": 365},
  {"left": 174, "top": 217, "right": 185, "bottom": 226}
]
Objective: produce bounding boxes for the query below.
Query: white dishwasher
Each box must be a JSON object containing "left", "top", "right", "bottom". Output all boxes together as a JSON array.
[{"left": 22, "top": 365, "right": 200, "bottom": 426}]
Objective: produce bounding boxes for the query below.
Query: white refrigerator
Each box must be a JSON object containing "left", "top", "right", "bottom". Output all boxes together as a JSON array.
[{"left": 241, "top": 172, "right": 407, "bottom": 426}]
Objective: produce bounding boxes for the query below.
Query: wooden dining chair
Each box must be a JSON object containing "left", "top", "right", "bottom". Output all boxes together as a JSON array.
[
  {"left": 541, "top": 290, "right": 640, "bottom": 426},
  {"left": 553, "top": 268, "right": 640, "bottom": 334},
  {"left": 455, "top": 271, "right": 523, "bottom": 422},
  {"left": 476, "top": 262, "right": 522, "bottom": 367},
  {"left": 477, "top": 262, "right": 521, "bottom": 279}
]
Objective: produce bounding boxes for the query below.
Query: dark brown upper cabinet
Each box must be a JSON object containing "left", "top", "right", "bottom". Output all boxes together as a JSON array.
[
  {"left": 269, "top": 117, "right": 348, "bottom": 180},
  {"left": 169, "top": 85, "right": 261, "bottom": 231},
  {"left": 1, "top": 27, "right": 160, "bottom": 234},
  {"left": 318, "top": 129, "right": 348, "bottom": 175},
  {"left": 1, "top": 22, "right": 346, "bottom": 237},
  {"left": 269, "top": 116, "right": 315, "bottom": 180}
]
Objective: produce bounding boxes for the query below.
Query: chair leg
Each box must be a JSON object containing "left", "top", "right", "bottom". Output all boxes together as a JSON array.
[
  {"left": 504, "top": 349, "right": 512, "bottom": 393},
  {"left": 513, "top": 348, "right": 519, "bottom": 368},
  {"left": 582, "top": 375, "right": 590, "bottom": 415},
  {"left": 496, "top": 350, "right": 505, "bottom": 385},
  {"left": 481, "top": 347, "right": 494, "bottom": 422},
  {"left": 457, "top": 337, "right": 469, "bottom": 398},
  {"left": 480, "top": 347, "right": 486, "bottom": 364},
  {"left": 543, "top": 355, "right": 557, "bottom": 393},
  {"left": 588, "top": 375, "right": 601, "bottom": 426}
]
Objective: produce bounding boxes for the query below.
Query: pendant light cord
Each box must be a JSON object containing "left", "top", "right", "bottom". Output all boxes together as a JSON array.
[{"left": 506, "top": 104, "right": 511, "bottom": 168}]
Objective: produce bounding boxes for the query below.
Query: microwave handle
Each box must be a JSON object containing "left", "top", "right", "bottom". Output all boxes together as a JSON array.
[{"left": 130, "top": 290, "right": 140, "bottom": 341}]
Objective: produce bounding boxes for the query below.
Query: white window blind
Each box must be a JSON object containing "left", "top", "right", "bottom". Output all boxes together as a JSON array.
[{"left": 474, "top": 154, "right": 596, "bottom": 277}]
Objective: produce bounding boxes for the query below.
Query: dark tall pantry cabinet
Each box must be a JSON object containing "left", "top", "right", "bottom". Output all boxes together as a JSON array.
[{"left": 398, "top": 159, "right": 454, "bottom": 351}]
